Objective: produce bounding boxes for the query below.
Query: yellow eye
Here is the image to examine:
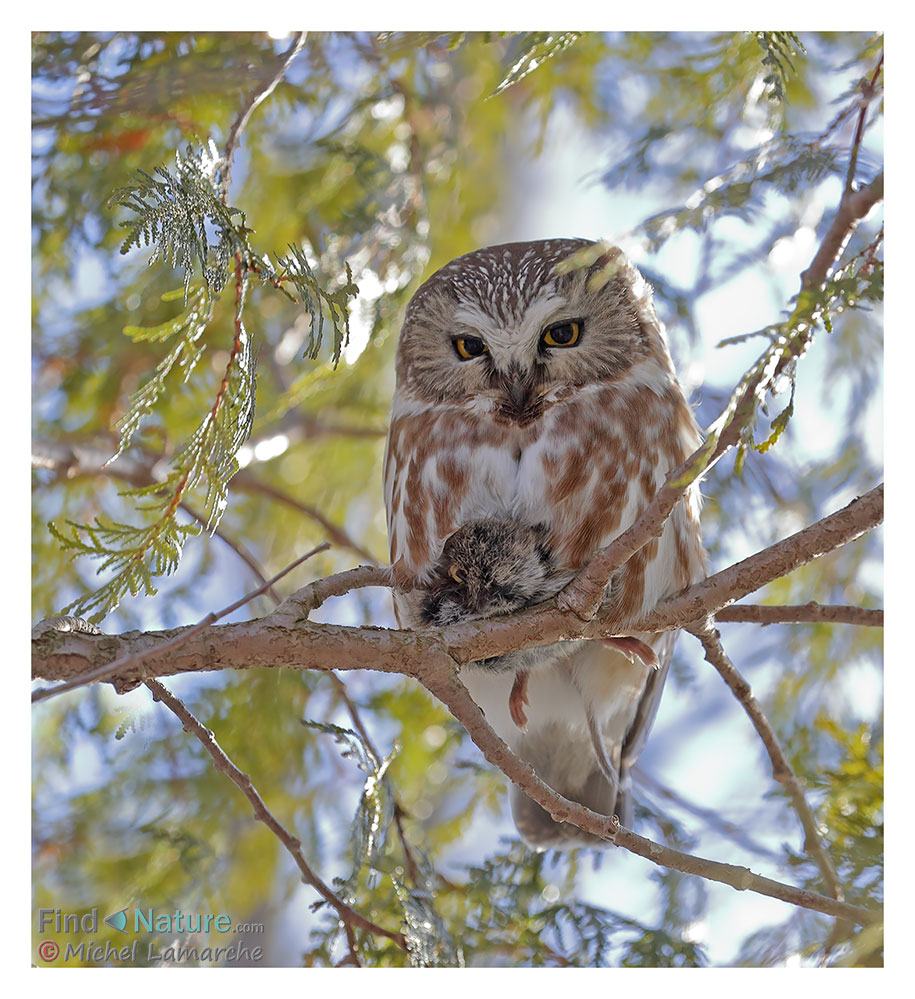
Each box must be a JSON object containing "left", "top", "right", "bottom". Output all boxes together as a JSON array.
[
  {"left": 453, "top": 336, "right": 489, "bottom": 360},
  {"left": 541, "top": 320, "right": 582, "bottom": 348}
]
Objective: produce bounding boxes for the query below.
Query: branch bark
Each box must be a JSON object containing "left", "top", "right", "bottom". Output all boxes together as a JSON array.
[
  {"left": 32, "top": 485, "right": 883, "bottom": 695},
  {"left": 687, "top": 621, "right": 845, "bottom": 904},
  {"left": 556, "top": 160, "right": 884, "bottom": 620},
  {"left": 415, "top": 659, "right": 878, "bottom": 927},
  {"left": 715, "top": 602, "right": 882, "bottom": 627}
]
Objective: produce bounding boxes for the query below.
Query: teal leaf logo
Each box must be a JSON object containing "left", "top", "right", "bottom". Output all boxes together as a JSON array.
[{"left": 104, "top": 907, "right": 128, "bottom": 933}]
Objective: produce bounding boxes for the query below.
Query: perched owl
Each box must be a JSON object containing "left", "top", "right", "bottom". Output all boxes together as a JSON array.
[{"left": 384, "top": 238, "right": 706, "bottom": 848}]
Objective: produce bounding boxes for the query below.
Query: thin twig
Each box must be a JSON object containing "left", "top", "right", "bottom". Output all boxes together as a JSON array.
[
  {"left": 221, "top": 32, "right": 307, "bottom": 202},
  {"left": 236, "top": 474, "right": 380, "bottom": 565},
  {"left": 556, "top": 138, "right": 885, "bottom": 620},
  {"left": 32, "top": 439, "right": 380, "bottom": 570},
  {"left": 687, "top": 620, "right": 845, "bottom": 904},
  {"left": 144, "top": 677, "right": 407, "bottom": 952},
  {"left": 31, "top": 543, "right": 330, "bottom": 703},
  {"left": 634, "top": 767, "right": 780, "bottom": 863},
  {"left": 843, "top": 53, "right": 883, "bottom": 195},
  {"left": 32, "top": 440, "right": 284, "bottom": 605},
  {"left": 179, "top": 499, "right": 283, "bottom": 605},
  {"left": 715, "top": 603, "right": 882, "bottom": 627}
]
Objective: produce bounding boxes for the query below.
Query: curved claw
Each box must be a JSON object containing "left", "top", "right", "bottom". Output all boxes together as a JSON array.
[
  {"left": 601, "top": 636, "right": 660, "bottom": 670},
  {"left": 509, "top": 670, "right": 530, "bottom": 730}
]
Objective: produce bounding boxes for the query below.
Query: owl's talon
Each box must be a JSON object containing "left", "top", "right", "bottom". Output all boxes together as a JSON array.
[
  {"left": 602, "top": 636, "right": 660, "bottom": 670},
  {"left": 448, "top": 563, "right": 464, "bottom": 583},
  {"left": 509, "top": 670, "right": 530, "bottom": 730}
]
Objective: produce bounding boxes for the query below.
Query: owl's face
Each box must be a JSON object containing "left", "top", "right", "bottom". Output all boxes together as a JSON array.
[{"left": 395, "top": 239, "right": 666, "bottom": 424}]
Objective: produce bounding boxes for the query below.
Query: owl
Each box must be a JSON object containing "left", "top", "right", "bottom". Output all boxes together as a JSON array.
[{"left": 384, "top": 238, "right": 706, "bottom": 848}]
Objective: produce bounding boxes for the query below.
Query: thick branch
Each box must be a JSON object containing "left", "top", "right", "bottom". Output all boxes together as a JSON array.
[
  {"left": 557, "top": 162, "right": 884, "bottom": 619},
  {"left": 32, "top": 486, "right": 882, "bottom": 692},
  {"left": 32, "top": 543, "right": 330, "bottom": 703},
  {"left": 648, "top": 485, "right": 883, "bottom": 631}
]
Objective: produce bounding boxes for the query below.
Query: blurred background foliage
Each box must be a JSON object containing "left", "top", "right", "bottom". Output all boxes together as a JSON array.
[{"left": 32, "top": 30, "right": 883, "bottom": 968}]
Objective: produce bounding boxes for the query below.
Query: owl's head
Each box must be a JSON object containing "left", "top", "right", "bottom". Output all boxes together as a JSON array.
[{"left": 394, "top": 238, "right": 673, "bottom": 423}]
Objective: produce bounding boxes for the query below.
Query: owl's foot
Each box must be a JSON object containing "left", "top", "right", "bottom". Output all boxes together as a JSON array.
[
  {"left": 508, "top": 669, "right": 530, "bottom": 730},
  {"left": 602, "top": 636, "right": 659, "bottom": 670}
]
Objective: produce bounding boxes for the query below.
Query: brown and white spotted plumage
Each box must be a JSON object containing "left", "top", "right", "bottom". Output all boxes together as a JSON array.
[{"left": 384, "top": 239, "right": 706, "bottom": 848}]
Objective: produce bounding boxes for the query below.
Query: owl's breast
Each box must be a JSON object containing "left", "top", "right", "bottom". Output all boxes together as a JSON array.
[{"left": 385, "top": 375, "right": 704, "bottom": 608}]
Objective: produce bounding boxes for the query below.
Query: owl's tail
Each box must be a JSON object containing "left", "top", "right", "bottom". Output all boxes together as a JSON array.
[
  {"left": 509, "top": 719, "right": 632, "bottom": 849},
  {"left": 509, "top": 757, "right": 631, "bottom": 849}
]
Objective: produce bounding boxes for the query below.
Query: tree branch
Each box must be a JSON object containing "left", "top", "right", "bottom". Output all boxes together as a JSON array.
[
  {"left": 715, "top": 602, "right": 882, "bottom": 627},
  {"left": 31, "top": 485, "right": 883, "bottom": 693},
  {"left": 801, "top": 171, "right": 884, "bottom": 294},
  {"left": 556, "top": 437, "right": 721, "bottom": 620},
  {"left": 221, "top": 32, "right": 307, "bottom": 202},
  {"left": 648, "top": 484, "right": 883, "bottom": 632},
  {"left": 687, "top": 620, "right": 845, "bottom": 904},
  {"left": 145, "top": 677, "right": 407, "bottom": 953},
  {"left": 30, "top": 492, "right": 883, "bottom": 930},
  {"left": 556, "top": 153, "right": 885, "bottom": 620},
  {"left": 415, "top": 658, "right": 878, "bottom": 927},
  {"left": 31, "top": 543, "right": 330, "bottom": 703}
]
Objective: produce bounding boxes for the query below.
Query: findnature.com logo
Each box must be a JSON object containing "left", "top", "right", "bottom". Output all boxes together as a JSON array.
[{"left": 35, "top": 906, "right": 265, "bottom": 965}]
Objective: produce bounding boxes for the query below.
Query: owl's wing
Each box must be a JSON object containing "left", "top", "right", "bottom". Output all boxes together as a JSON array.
[{"left": 616, "top": 629, "right": 676, "bottom": 826}]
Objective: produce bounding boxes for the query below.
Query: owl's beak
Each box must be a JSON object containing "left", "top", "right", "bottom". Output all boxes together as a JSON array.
[{"left": 501, "top": 365, "right": 538, "bottom": 420}]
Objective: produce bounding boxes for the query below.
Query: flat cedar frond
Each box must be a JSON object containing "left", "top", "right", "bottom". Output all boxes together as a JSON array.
[
  {"left": 492, "top": 32, "right": 581, "bottom": 97},
  {"left": 640, "top": 137, "right": 842, "bottom": 251},
  {"left": 169, "top": 293, "right": 256, "bottom": 532},
  {"left": 756, "top": 32, "right": 806, "bottom": 103},
  {"left": 51, "top": 286, "right": 253, "bottom": 619},
  {"left": 113, "top": 288, "right": 213, "bottom": 460},
  {"left": 55, "top": 137, "right": 359, "bottom": 623},
  {"left": 272, "top": 245, "right": 358, "bottom": 365},
  {"left": 49, "top": 513, "right": 200, "bottom": 622},
  {"left": 302, "top": 719, "right": 396, "bottom": 892},
  {"left": 301, "top": 717, "right": 462, "bottom": 967},
  {"left": 108, "top": 140, "right": 250, "bottom": 300},
  {"left": 392, "top": 871, "right": 464, "bottom": 968}
]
